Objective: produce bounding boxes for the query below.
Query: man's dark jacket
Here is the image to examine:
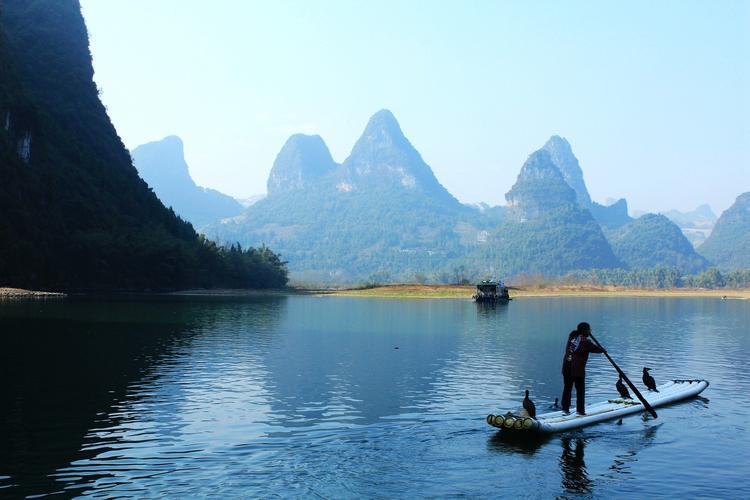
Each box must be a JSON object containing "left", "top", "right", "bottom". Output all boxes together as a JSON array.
[{"left": 561, "top": 335, "right": 604, "bottom": 377}]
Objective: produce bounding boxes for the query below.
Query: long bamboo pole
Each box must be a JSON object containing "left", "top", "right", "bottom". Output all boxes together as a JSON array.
[{"left": 589, "top": 332, "right": 658, "bottom": 419}]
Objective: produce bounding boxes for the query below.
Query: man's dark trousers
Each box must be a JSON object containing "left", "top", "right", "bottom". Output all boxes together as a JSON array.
[{"left": 561, "top": 364, "right": 585, "bottom": 413}]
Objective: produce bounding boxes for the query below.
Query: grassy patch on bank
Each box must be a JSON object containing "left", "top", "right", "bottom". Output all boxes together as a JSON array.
[
  {"left": 323, "top": 284, "right": 750, "bottom": 299},
  {"left": 324, "top": 284, "right": 475, "bottom": 299}
]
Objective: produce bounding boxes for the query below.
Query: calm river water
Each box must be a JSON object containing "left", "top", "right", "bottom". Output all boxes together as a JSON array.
[{"left": 1, "top": 295, "right": 748, "bottom": 498}]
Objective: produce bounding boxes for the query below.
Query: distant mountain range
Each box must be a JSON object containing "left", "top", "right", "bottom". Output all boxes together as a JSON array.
[
  {"left": 1, "top": 1, "right": 743, "bottom": 290},
  {"left": 662, "top": 204, "right": 717, "bottom": 247},
  {"left": 631, "top": 204, "right": 717, "bottom": 247},
  {"left": 195, "top": 110, "right": 719, "bottom": 282},
  {"left": 205, "top": 110, "right": 477, "bottom": 283},
  {"left": 132, "top": 136, "right": 243, "bottom": 229},
  {"left": 663, "top": 204, "right": 717, "bottom": 229}
]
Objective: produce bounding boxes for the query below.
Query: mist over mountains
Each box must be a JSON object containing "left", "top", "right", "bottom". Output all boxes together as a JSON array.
[
  {"left": 661, "top": 204, "right": 717, "bottom": 247},
  {"left": 132, "top": 136, "right": 243, "bottom": 228},
  {"left": 663, "top": 204, "right": 717, "bottom": 229},
  {"left": 146, "top": 109, "right": 725, "bottom": 283}
]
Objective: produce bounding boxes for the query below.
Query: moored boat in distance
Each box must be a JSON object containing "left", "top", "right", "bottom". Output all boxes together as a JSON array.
[{"left": 473, "top": 279, "right": 511, "bottom": 303}]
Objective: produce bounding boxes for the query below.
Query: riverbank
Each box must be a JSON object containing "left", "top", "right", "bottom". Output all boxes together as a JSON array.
[
  {"left": 169, "top": 288, "right": 295, "bottom": 297},
  {"left": 323, "top": 284, "right": 750, "bottom": 299},
  {"left": 0, "top": 287, "right": 66, "bottom": 298},
  {"left": 6, "top": 285, "right": 744, "bottom": 300}
]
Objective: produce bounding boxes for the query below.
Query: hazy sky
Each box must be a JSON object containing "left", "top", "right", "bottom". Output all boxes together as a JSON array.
[{"left": 81, "top": 0, "right": 748, "bottom": 214}]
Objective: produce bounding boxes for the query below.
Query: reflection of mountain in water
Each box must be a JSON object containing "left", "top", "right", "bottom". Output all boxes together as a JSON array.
[
  {"left": 0, "top": 297, "right": 287, "bottom": 497},
  {"left": 0, "top": 303, "right": 193, "bottom": 496},
  {"left": 2, "top": 296, "right": 738, "bottom": 496},
  {"left": 258, "top": 298, "right": 468, "bottom": 426}
]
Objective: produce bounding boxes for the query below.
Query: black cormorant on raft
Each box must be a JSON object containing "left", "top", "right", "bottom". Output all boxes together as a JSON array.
[
  {"left": 473, "top": 279, "right": 511, "bottom": 303},
  {"left": 616, "top": 374, "right": 631, "bottom": 399},
  {"left": 522, "top": 390, "right": 536, "bottom": 418},
  {"left": 487, "top": 379, "right": 709, "bottom": 434}
]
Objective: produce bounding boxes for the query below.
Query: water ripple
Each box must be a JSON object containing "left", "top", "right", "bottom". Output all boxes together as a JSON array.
[{"left": 0, "top": 296, "right": 747, "bottom": 497}]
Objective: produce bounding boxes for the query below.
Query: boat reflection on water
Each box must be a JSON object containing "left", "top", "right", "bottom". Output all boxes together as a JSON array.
[
  {"left": 486, "top": 430, "right": 550, "bottom": 455},
  {"left": 560, "top": 437, "right": 592, "bottom": 493},
  {"left": 487, "top": 431, "right": 592, "bottom": 493},
  {"left": 474, "top": 300, "right": 509, "bottom": 318}
]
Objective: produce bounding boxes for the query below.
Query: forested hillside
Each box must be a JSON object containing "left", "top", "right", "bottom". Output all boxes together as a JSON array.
[
  {"left": 206, "top": 110, "right": 487, "bottom": 283},
  {"left": 699, "top": 192, "right": 750, "bottom": 269},
  {"left": 0, "top": 0, "right": 286, "bottom": 290},
  {"left": 207, "top": 113, "right": 741, "bottom": 283},
  {"left": 608, "top": 214, "right": 708, "bottom": 274},
  {"left": 464, "top": 149, "right": 620, "bottom": 277}
]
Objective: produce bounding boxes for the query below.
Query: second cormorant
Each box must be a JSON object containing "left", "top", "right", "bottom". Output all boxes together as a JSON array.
[{"left": 616, "top": 374, "right": 631, "bottom": 399}]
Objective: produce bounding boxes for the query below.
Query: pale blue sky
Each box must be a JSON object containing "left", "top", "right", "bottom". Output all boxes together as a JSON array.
[{"left": 81, "top": 0, "right": 748, "bottom": 213}]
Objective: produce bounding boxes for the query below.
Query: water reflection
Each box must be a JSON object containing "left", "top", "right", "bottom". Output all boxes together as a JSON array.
[
  {"left": 0, "top": 296, "right": 746, "bottom": 497},
  {"left": 487, "top": 422, "right": 667, "bottom": 496},
  {"left": 259, "top": 298, "right": 468, "bottom": 427},
  {"left": 474, "top": 301, "right": 509, "bottom": 318},
  {"left": 0, "top": 321, "right": 189, "bottom": 496},
  {"left": 607, "top": 424, "right": 661, "bottom": 478},
  {"left": 486, "top": 430, "right": 550, "bottom": 456},
  {"left": 0, "top": 296, "right": 287, "bottom": 497},
  {"left": 560, "top": 437, "right": 592, "bottom": 493}
]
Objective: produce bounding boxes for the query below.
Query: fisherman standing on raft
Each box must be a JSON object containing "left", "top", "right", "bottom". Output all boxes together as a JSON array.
[{"left": 561, "top": 322, "right": 605, "bottom": 416}]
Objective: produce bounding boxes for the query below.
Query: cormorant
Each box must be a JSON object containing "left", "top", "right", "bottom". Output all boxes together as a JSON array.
[
  {"left": 642, "top": 367, "right": 658, "bottom": 392},
  {"left": 616, "top": 374, "right": 631, "bottom": 399},
  {"left": 523, "top": 389, "right": 536, "bottom": 419}
]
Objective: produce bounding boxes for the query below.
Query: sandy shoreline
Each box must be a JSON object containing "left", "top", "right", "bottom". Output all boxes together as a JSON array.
[
  {"left": 169, "top": 288, "right": 297, "bottom": 297},
  {"left": 0, "top": 287, "right": 66, "bottom": 298},
  {"left": 321, "top": 284, "right": 750, "bottom": 300}
]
